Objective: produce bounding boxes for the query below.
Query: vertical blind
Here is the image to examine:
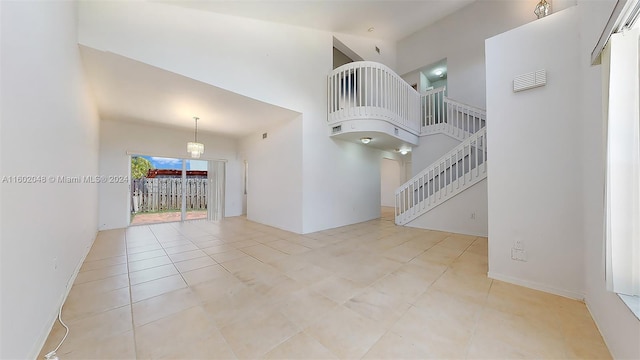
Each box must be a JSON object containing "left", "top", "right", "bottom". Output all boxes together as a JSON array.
[{"left": 603, "top": 25, "right": 640, "bottom": 297}]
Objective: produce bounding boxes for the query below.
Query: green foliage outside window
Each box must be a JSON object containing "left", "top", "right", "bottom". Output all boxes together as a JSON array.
[{"left": 131, "top": 156, "right": 154, "bottom": 179}]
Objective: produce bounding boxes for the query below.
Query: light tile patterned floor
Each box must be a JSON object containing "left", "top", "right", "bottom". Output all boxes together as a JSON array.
[{"left": 39, "top": 208, "right": 611, "bottom": 359}]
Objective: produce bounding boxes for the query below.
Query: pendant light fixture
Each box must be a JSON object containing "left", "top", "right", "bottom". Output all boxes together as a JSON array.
[
  {"left": 534, "top": 0, "right": 551, "bottom": 19},
  {"left": 187, "top": 116, "right": 204, "bottom": 158}
]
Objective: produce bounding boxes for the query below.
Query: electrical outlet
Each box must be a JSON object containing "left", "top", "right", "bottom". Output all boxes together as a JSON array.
[
  {"left": 511, "top": 248, "right": 527, "bottom": 262},
  {"left": 514, "top": 240, "right": 524, "bottom": 250}
]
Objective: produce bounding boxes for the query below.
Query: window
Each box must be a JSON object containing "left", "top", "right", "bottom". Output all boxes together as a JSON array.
[{"left": 602, "top": 13, "right": 640, "bottom": 316}]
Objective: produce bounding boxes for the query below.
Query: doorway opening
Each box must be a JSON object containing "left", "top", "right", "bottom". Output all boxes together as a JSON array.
[{"left": 401, "top": 58, "right": 448, "bottom": 94}]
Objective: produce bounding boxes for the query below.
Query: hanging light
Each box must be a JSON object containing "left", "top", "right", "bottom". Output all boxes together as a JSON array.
[
  {"left": 187, "top": 116, "right": 204, "bottom": 158},
  {"left": 534, "top": 0, "right": 551, "bottom": 19}
]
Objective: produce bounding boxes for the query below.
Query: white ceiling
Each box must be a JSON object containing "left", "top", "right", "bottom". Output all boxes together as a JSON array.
[
  {"left": 81, "top": 1, "right": 476, "bottom": 141},
  {"left": 157, "top": 0, "right": 476, "bottom": 41},
  {"left": 422, "top": 58, "right": 448, "bottom": 83},
  {"left": 80, "top": 46, "right": 299, "bottom": 138}
]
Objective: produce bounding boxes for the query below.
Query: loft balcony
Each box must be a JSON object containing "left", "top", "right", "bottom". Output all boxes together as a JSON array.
[
  {"left": 327, "top": 61, "right": 421, "bottom": 151},
  {"left": 327, "top": 61, "right": 486, "bottom": 153}
]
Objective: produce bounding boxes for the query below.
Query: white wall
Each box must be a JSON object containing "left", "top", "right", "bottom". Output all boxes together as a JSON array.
[
  {"left": 577, "top": 1, "right": 640, "bottom": 358},
  {"left": 333, "top": 32, "right": 397, "bottom": 71},
  {"left": 78, "top": 1, "right": 391, "bottom": 234},
  {"left": 240, "top": 117, "right": 304, "bottom": 233},
  {"left": 381, "top": 158, "right": 401, "bottom": 207},
  {"left": 407, "top": 179, "right": 488, "bottom": 237},
  {"left": 411, "top": 133, "right": 461, "bottom": 177},
  {"left": 99, "top": 120, "right": 243, "bottom": 230},
  {"left": 401, "top": 69, "right": 421, "bottom": 90},
  {"left": 303, "top": 138, "right": 383, "bottom": 232},
  {"left": 398, "top": 0, "right": 545, "bottom": 109},
  {"left": 0, "top": 2, "right": 100, "bottom": 358},
  {"left": 486, "top": 8, "right": 585, "bottom": 299}
]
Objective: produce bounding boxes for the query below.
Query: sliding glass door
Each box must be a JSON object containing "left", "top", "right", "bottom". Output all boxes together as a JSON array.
[{"left": 130, "top": 156, "right": 224, "bottom": 225}]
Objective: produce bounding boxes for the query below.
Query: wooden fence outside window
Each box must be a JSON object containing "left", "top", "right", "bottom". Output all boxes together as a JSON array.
[{"left": 131, "top": 177, "right": 207, "bottom": 213}]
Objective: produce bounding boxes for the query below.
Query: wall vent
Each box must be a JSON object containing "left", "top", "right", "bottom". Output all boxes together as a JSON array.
[
  {"left": 332, "top": 125, "right": 342, "bottom": 134},
  {"left": 513, "top": 69, "right": 546, "bottom": 92}
]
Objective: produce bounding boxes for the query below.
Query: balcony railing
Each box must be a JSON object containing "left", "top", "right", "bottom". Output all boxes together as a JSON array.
[{"left": 328, "top": 61, "right": 421, "bottom": 134}]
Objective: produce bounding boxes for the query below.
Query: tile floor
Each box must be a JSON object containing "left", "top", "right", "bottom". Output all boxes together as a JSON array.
[{"left": 39, "top": 208, "right": 611, "bottom": 359}]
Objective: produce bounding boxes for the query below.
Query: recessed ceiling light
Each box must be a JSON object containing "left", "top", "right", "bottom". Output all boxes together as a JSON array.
[
  {"left": 360, "top": 137, "right": 372, "bottom": 144},
  {"left": 435, "top": 69, "right": 443, "bottom": 76},
  {"left": 368, "top": 27, "right": 375, "bottom": 32}
]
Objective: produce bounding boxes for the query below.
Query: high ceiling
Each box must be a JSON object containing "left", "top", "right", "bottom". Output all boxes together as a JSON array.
[
  {"left": 157, "top": 0, "right": 476, "bottom": 41},
  {"left": 80, "top": 47, "right": 299, "bottom": 138},
  {"left": 83, "top": 1, "right": 476, "bottom": 140}
]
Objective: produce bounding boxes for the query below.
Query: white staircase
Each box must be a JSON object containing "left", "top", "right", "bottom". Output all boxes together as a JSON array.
[
  {"left": 396, "top": 88, "right": 487, "bottom": 225},
  {"left": 325, "top": 61, "right": 487, "bottom": 226},
  {"left": 395, "top": 127, "right": 487, "bottom": 225}
]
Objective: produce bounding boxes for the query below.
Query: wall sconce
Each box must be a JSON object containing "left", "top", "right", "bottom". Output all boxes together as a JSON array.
[{"left": 534, "top": 0, "right": 551, "bottom": 19}]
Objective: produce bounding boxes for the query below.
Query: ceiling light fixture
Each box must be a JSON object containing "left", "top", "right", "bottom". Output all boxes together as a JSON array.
[
  {"left": 187, "top": 116, "right": 204, "bottom": 158},
  {"left": 534, "top": 0, "right": 551, "bottom": 19},
  {"left": 400, "top": 149, "right": 409, "bottom": 155},
  {"left": 435, "top": 69, "right": 443, "bottom": 76},
  {"left": 360, "top": 137, "right": 372, "bottom": 144}
]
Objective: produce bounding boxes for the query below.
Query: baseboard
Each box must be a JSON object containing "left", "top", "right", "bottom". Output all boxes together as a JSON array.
[
  {"left": 488, "top": 271, "right": 585, "bottom": 301},
  {"left": 31, "top": 230, "right": 98, "bottom": 359},
  {"left": 405, "top": 222, "right": 488, "bottom": 237},
  {"left": 584, "top": 299, "right": 615, "bottom": 358}
]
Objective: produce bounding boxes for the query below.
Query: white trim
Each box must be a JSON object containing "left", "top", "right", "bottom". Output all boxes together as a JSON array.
[
  {"left": 592, "top": 0, "right": 640, "bottom": 65},
  {"left": 604, "top": 28, "right": 640, "bottom": 296},
  {"left": 618, "top": 294, "right": 640, "bottom": 320},
  {"left": 31, "top": 231, "right": 97, "bottom": 359},
  {"left": 488, "top": 271, "right": 585, "bottom": 300}
]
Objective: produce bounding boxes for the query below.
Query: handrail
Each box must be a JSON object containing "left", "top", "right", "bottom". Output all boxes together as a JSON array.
[
  {"left": 444, "top": 98, "right": 486, "bottom": 120},
  {"left": 422, "top": 86, "right": 447, "bottom": 97},
  {"left": 328, "top": 61, "right": 422, "bottom": 134},
  {"left": 395, "top": 128, "right": 488, "bottom": 225},
  {"left": 437, "top": 97, "right": 487, "bottom": 140},
  {"left": 420, "top": 87, "right": 447, "bottom": 128},
  {"left": 421, "top": 89, "right": 487, "bottom": 140}
]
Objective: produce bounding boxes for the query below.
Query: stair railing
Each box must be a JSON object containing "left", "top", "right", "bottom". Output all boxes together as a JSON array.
[
  {"left": 441, "top": 98, "right": 487, "bottom": 139},
  {"left": 420, "top": 87, "right": 486, "bottom": 140},
  {"left": 395, "top": 127, "right": 488, "bottom": 225}
]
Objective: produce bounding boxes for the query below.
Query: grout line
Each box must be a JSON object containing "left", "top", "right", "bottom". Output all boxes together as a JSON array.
[
  {"left": 69, "top": 215, "right": 551, "bottom": 359},
  {"left": 463, "top": 277, "right": 494, "bottom": 359},
  {"left": 123, "top": 226, "right": 140, "bottom": 358}
]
